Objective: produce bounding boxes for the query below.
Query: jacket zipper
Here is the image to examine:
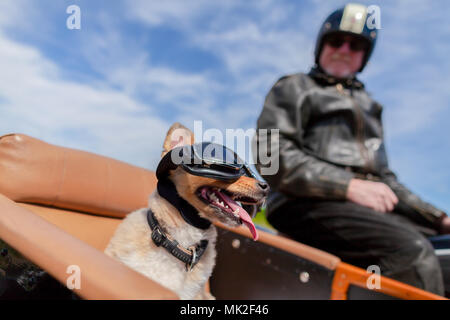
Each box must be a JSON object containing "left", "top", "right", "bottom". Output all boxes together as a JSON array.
[{"left": 351, "top": 98, "right": 371, "bottom": 171}]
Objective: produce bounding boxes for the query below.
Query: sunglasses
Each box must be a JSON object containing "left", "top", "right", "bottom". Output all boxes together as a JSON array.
[
  {"left": 324, "top": 34, "right": 369, "bottom": 52},
  {"left": 157, "top": 142, "right": 257, "bottom": 182}
]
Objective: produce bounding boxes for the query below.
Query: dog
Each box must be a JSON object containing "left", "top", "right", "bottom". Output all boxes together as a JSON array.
[{"left": 105, "top": 123, "right": 268, "bottom": 299}]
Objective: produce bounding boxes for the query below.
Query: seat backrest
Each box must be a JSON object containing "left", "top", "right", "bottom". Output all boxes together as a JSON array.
[{"left": 0, "top": 133, "right": 157, "bottom": 217}]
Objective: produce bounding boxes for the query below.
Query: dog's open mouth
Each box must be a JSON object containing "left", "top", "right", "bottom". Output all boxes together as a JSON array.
[{"left": 197, "top": 186, "right": 259, "bottom": 241}]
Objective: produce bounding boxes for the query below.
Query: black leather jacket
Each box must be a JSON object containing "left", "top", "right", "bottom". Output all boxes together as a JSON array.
[{"left": 255, "top": 68, "right": 446, "bottom": 230}]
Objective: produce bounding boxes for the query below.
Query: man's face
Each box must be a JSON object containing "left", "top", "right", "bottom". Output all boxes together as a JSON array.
[{"left": 319, "top": 33, "right": 368, "bottom": 79}]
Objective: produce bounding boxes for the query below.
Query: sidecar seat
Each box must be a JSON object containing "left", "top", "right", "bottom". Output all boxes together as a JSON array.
[{"left": 0, "top": 133, "right": 445, "bottom": 300}]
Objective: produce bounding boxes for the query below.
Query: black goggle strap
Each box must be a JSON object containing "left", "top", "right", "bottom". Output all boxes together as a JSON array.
[
  {"left": 157, "top": 178, "right": 211, "bottom": 230},
  {"left": 156, "top": 149, "right": 179, "bottom": 181}
]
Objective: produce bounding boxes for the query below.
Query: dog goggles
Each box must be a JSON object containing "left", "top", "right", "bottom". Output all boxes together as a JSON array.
[{"left": 156, "top": 142, "right": 257, "bottom": 181}]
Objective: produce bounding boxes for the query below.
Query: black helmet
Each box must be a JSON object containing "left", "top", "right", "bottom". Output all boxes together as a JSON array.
[{"left": 314, "top": 3, "right": 378, "bottom": 72}]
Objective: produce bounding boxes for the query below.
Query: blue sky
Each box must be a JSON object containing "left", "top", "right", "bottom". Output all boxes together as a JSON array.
[{"left": 0, "top": 0, "right": 449, "bottom": 214}]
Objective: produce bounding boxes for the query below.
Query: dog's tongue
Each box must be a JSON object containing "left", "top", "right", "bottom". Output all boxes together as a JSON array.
[{"left": 217, "top": 191, "right": 259, "bottom": 241}]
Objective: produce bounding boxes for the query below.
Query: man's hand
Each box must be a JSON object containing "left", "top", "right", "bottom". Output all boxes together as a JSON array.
[
  {"left": 438, "top": 216, "right": 450, "bottom": 234},
  {"left": 346, "top": 178, "right": 399, "bottom": 213}
]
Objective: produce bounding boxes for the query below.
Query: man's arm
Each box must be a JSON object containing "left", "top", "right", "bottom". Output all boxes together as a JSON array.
[
  {"left": 380, "top": 166, "right": 448, "bottom": 232},
  {"left": 255, "top": 75, "right": 354, "bottom": 200}
]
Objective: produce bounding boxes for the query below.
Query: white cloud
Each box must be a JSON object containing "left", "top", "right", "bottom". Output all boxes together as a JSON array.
[
  {"left": 361, "top": 1, "right": 450, "bottom": 138},
  {"left": 0, "top": 0, "right": 30, "bottom": 28},
  {"left": 122, "top": 0, "right": 317, "bottom": 134},
  {"left": 125, "top": 0, "right": 235, "bottom": 27},
  {"left": 0, "top": 31, "right": 169, "bottom": 169},
  {"left": 197, "top": 23, "right": 313, "bottom": 76},
  {"left": 125, "top": 0, "right": 316, "bottom": 79}
]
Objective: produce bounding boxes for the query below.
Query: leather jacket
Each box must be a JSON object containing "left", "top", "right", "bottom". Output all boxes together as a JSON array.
[{"left": 255, "top": 67, "right": 446, "bottom": 230}]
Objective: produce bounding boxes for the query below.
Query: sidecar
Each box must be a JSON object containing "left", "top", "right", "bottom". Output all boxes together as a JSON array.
[{"left": 0, "top": 133, "right": 446, "bottom": 300}]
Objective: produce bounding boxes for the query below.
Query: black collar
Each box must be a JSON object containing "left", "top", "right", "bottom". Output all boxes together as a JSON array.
[
  {"left": 309, "top": 66, "right": 365, "bottom": 90},
  {"left": 147, "top": 209, "right": 209, "bottom": 271},
  {"left": 157, "top": 178, "right": 211, "bottom": 230}
]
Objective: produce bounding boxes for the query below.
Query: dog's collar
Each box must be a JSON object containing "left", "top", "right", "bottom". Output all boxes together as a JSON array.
[
  {"left": 157, "top": 178, "right": 211, "bottom": 230},
  {"left": 147, "top": 209, "right": 209, "bottom": 271}
]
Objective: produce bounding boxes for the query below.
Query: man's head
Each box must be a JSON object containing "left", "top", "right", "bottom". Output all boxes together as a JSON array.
[
  {"left": 314, "top": 3, "right": 378, "bottom": 78},
  {"left": 319, "top": 33, "right": 368, "bottom": 79}
]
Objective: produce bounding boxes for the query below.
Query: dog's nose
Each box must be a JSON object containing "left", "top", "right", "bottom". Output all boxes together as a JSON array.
[{"left": 257, "top": 181, "right": 270, "bottom": 194}]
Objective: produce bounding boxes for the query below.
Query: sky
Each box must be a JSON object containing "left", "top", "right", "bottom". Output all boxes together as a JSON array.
[{"left": 0, "top": 0, "right": 449, "bottom": 214}]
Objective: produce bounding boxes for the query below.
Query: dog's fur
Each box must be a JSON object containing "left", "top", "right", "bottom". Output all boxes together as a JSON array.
[{"left": 105, "top": 123, "right": 267, "bottom": 299}]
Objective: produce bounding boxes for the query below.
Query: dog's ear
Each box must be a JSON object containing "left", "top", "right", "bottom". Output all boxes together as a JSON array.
[{"left": 162, "top": 122, "right": 195, "bottom": 157}]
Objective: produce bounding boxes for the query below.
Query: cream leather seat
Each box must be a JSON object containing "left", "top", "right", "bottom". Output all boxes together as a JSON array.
[{"left": 0, "top": 134, "right": 174, "bottom": 299}]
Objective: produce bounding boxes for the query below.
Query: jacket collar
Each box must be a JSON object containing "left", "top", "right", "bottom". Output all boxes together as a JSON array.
[{"left": 308, "top": 66, "right": 365, "bottom": 90}]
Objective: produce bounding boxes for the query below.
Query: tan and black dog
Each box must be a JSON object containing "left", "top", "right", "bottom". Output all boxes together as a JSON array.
[{"left": 105, "top": 123, "right": 268, "bottom": 299}]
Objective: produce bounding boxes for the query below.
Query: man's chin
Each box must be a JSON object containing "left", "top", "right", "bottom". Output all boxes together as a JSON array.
[{"left": 323, "top": 65, "right": 354, "bottom": 79}]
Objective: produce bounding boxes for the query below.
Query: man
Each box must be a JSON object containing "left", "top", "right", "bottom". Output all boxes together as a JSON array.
[{"left": 255, "top": 3, "right": 450, "bottom": 295}]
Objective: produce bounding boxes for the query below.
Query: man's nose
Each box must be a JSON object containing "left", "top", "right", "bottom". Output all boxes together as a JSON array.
[{"left": 336, "top": 41, "right": 352, "bottom": 53}]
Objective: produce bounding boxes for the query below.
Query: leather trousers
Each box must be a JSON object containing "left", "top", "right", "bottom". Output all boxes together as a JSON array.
[{"left": 268, "top": 199, "right": 445, "bottom": 296}]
